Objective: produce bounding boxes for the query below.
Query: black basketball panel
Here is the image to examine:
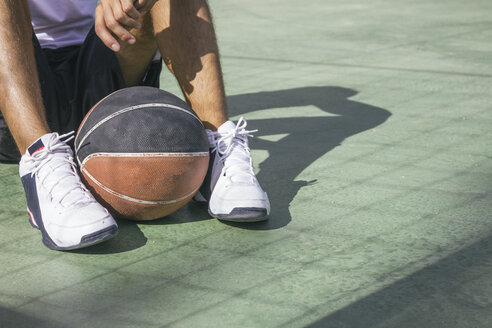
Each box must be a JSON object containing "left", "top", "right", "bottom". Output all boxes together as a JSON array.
[
  {"left": 76, "top": 87, "right": 199, "bottom": 148},
  {"left": 76, "top": 107, "right": 209, "bottom": 163}
]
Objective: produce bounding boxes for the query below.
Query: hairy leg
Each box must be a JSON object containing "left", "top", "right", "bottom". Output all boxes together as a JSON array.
[
  {"left": 96, "top": 0, "right": 228, "bottom": 130},
  {"left": 0, "top": 0, "right": 50, "bottom": 153},
  {"left": 151, "top": 0, "right": 228, "bottom": 130},
  {"left": 114, "top": 14, "right": 158, "bottom": 87}
]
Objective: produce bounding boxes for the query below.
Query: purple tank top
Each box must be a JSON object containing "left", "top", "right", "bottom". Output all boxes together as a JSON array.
[{"left": 29, "top": 0, "right": 98, "bottom": 49}]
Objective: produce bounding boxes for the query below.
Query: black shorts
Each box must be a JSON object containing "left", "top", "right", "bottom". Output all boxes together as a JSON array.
[{"left": 0, "top": 27, "right": 162, "bottom": 163}]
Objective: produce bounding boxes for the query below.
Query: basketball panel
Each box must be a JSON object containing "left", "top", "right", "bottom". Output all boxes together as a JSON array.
[
  {"left": 76, "top": 87, "right": 197, "bottom": 145},
  {"left": 81, "top": 154, "right": 209, "bottom": 202},
  {"left": 76, "top": 108, "right": 209, "bottom": 164},
  {"left": 81, "top": 179, "right": 193, "bottom": 220}
]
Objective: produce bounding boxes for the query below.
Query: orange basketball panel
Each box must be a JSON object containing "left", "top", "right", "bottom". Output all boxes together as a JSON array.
[{"left": 80, "top": 154, "right": 209, "bottom": 220}]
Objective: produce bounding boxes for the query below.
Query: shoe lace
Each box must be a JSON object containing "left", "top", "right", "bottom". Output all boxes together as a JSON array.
[
  {"left": 29, "top": 131, "right": 92, "bottom": 208},
  {"left": 209, "top": 117, "right": 258, "bottom": 182}
]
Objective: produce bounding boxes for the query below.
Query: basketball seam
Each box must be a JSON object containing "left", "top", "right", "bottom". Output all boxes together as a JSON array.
[
  {"left": 81, "top": 152, "right": 209, "bottom": 167},
  {"left": 81, "top": 168, "right": 200, "bottom": 205},
  {"left": 74, "top": 89, "right": 126, "bottom": 145},
  {"left": 75, "top": 103, "right": 203, "bottom": 157}
]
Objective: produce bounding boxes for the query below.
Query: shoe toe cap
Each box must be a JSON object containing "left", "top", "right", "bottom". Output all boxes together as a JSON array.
[
  {"left": 209, "top": 183, "right": 270, "bottom": 216},
  {"left": 44, "top": 205, "right": 117, "bottom": 249}
]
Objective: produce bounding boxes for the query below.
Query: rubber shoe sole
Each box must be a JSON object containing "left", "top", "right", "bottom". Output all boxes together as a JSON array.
[{"left": 210, "top": 207, "right": 269, "bottom": 222}]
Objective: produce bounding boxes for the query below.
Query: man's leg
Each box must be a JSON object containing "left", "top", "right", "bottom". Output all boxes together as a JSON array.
[
  {"left": 151, "top": 0, "right": 228, "bottom": 131},
  {"left": 0, "top": 0, "right": 49, "bottom": 153},
  {"left": 113, "top": 13, "right": 159, "bottom": 88},
  {"left": 96, "top": 0, "right": 270, "bottom": 221},
  {"left": 102, "top": 0, "right": 228, "bottom": 131},
  {"left": 0, "top": 0, "right": 118, "bottom": 250},
  {"left": 150, "top": 1, "right": 269, "bottom": 220}
]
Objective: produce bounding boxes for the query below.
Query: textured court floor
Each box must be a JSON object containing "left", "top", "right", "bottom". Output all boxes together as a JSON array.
[{"left": 1, "top": 0, "right": 492, "bottom": 327}]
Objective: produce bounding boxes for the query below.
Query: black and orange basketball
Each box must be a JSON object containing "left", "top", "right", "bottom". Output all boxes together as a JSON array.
[{"left": 74, "top": 87, "right": 209, "bottom": 221}]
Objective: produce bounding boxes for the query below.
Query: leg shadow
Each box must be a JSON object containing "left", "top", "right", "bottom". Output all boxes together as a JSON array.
[{"left": 224, "top": 86, "right": 391, "bottom": 230}]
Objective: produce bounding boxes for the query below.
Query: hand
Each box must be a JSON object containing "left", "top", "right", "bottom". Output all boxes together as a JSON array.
[{"left": 95, "top": 0, "right": 158, "bottom": 52}]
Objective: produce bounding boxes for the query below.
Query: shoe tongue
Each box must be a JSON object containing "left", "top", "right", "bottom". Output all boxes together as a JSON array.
[
  {"left": 26, "top": 133, "right": 64, "bottom": 156},
  {"left": 217, "top": 121, "right": 254, "bottom": 183},
  {"left": 27, "top": 134, "right": 53, "bottom": 156},
  {"left": 217, "top": 121, "right": 236, "bottom": 134}
]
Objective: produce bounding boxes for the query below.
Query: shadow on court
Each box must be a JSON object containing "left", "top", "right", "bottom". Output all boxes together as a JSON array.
[
  {"left": 73, "top": 200, "right": 215, "bottom": 254},
  {"left": 0, "top": 307, "right": 65, "bottom": 328},
  {"left": 224, "top": 86, "right": 391, "bottom": 230},
  {"left": 72, "top": 219, "right": 147, "bottom": 254},
  {"left": 301, "top": 234, "right": 492, "bottom": 328}
]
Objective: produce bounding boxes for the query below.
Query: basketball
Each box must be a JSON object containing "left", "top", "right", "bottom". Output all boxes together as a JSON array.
[{"left": 74, "top": 87, "right": 210, "bottom": 221}]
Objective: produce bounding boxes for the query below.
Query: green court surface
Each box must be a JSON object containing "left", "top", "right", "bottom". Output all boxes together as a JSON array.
[{"left": 1, "top": 0, "right": 492, "bottom": 327}]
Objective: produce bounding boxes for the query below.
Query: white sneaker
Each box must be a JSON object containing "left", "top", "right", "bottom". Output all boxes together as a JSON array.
[
  {"left": 19, "top": 132, "right": 118, "bottom": 250},
  {"left": 195, "top": 117, "right": 270, "bottom": 222}
]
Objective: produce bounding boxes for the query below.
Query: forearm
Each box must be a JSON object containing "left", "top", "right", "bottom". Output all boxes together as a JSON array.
[{"left": 0, "top": 0, "right": 50, "bottom": 153}]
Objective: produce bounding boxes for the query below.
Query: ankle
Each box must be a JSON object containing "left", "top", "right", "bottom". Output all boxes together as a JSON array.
[
  {"left": 18, "top": 130, "right": 51, "bottom": 155},
  {"left": 202, "top": 118, "right": 229, "bottom": 131}
]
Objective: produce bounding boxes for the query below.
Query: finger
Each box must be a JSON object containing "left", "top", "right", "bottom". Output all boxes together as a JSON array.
[
  {"left": 113, "top": 0, "right": 141, "bottom": 29},
  {"left": 101, "top": 1, "right": 136, "bottom": 44},
  {"left": 95, "top": 5, "right": 120, "bottom": 51},
  {"left": 134, "top": 0, "right": 145, "bottom": 9},
  {"left": 120, "top": 0, "right": 141, "bottom": 21},
  {"left": 135, "top": 0, "right": 156, "bottom": 15}
]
